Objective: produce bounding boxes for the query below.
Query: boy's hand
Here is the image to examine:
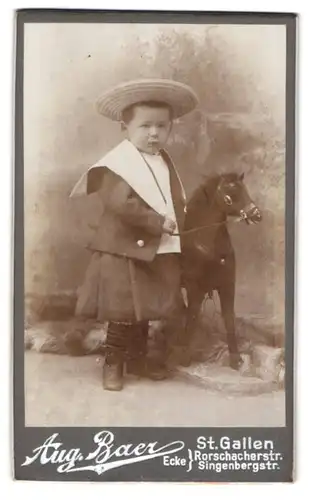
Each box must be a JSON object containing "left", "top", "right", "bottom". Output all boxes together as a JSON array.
[{"left": 162, "top": 216, "right": 177, "bottom": 235}]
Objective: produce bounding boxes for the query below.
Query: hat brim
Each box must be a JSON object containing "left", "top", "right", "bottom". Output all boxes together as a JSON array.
[{"left": 96, "top": 79, "right": 198, "bottom": 121}]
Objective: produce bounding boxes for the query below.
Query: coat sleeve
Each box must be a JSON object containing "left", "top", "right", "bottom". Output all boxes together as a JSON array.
[{"left": 97, "top": 169, "right": 165, "bottom": 236}]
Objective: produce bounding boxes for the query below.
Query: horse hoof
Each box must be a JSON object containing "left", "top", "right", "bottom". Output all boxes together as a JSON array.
[{"left": 229, "top": 354, "right": 243, "bottom": 371}]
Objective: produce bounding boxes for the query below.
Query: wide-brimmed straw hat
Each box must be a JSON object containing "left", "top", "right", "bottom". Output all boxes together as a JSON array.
[{"left": 96, "top": 78, "right": 199, "bottom": 121}]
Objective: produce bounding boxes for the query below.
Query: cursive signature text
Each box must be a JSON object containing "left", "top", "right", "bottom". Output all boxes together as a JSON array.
[{"left": 21, "top": 431, "right": 185, "bottom": 474}]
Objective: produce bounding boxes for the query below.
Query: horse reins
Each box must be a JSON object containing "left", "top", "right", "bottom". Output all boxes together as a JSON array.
[
  {"left": 139, "top": 155, "right": 251, "bottom": 238},
  {"left": 172, "top": 217, "right": 243, "bottom": 237}
]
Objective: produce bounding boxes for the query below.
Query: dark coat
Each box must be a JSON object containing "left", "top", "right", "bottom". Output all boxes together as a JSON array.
[
  {"left": 86, "top": 150, "right": 186, "bottom": 261},
  {"left": 75, "top": 151, "right": 186, "bottom": 322}
]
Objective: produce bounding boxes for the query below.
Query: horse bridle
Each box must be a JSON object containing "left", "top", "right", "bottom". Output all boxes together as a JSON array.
[{"left": 173, "top": 177, "right": 251, "bottom": 236}]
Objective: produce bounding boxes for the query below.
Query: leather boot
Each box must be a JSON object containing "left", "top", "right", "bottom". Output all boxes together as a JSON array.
[
  {"left": 126, "top": 323, "right": 170, "bottom": 381},
  {"left": 102, "top": 352, "right": 124, "bottom": 391},
  {"left": 102, "top": 322, "right": 128, "bottom": 391}
]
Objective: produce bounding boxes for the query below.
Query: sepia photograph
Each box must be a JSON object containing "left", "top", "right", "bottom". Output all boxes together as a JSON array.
[{"left": 22, "top": 18, "right": 289, "bottom": 431}]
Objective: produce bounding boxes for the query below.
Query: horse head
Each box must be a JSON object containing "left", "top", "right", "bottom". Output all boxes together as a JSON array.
[{"left": 209, "top": 172, "right": 262, "bottom": 224}]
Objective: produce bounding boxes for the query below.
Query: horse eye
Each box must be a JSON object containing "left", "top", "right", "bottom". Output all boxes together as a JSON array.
[{"left": 224, "top": 195, "right": 233, "bottom": 206}]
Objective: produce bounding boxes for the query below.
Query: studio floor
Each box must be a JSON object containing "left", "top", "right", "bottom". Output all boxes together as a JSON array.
[{"left": 24, "top": 351, "right": 285, "bottom": 428}]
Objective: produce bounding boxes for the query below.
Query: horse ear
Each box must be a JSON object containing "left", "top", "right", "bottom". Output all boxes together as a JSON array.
[{"left": 239, "top": 172, "right": 245, "bottom": 181}]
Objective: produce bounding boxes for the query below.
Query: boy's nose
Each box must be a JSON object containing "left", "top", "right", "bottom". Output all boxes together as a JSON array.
[{"left": 149, "top": 127, "right": 158, "bottom": 137}]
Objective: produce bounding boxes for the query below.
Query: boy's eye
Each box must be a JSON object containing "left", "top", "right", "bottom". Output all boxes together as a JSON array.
[{"left": 140, "top": 123, "right": 167, "bottom": 128}]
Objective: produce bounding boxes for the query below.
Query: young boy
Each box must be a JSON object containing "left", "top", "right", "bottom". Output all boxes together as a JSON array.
[{"left": 69, "top": 78, "right": 198, "bottom": 391}]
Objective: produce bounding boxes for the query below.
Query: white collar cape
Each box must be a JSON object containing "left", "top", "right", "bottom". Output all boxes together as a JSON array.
[{"left": 69, "top": 139, "right": 186, "bottom": 216}]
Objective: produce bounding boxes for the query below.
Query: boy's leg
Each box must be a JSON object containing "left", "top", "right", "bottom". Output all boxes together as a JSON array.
[
  {"left": 126, "top": 322, "right": 170, "bottom": 380},
  {"left": 126, "top": 321, "right": 148, "bottom": 370},
  {"left": 102, "top": 321, "right": 130, "bottom": 391},
  {"left": 103, "top": 320, "right": 172, "bottom": 389}
]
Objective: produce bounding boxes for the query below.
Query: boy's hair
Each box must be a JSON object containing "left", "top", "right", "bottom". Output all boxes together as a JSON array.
[{"left": 121, "top": 100, "right": 173, "bottom": 124}]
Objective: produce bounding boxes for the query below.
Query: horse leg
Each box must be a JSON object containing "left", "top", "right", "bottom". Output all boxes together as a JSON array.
[
  {"left": 217, "top": 285, "right": 242, "bottom": 370},
  {"left": 176, "top": 287, "right": 204, "bottom": 367}
]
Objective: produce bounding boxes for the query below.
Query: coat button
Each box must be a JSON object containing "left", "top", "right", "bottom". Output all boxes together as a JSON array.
[{"left": 137, "top": 239, "right": 145, "bottom": 247}]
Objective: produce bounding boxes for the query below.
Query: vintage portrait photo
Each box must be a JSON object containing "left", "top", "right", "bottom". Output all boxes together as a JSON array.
[{"left": 22, "top": 17, "right": 289, "bottom": 432}]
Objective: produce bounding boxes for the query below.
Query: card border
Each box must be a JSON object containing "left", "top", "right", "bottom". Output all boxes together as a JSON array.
[{"left": 14, "top": 9, "right": 296, "bottom": 482}]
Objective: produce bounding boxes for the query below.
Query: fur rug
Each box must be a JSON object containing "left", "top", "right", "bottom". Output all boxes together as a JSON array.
[{"left": 25, "top": 317, "right": 285, "bottom": 386}]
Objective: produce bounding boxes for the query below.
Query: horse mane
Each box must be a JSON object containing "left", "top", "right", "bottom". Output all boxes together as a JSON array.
[{"left": 188, "top": 171, "right": 241, "bottom": 208}]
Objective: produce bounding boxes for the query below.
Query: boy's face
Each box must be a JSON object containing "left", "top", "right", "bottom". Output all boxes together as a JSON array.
[{"left": 122, "top": 105, "right": 172, "bottom": 155}]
